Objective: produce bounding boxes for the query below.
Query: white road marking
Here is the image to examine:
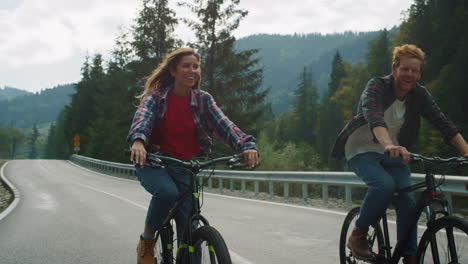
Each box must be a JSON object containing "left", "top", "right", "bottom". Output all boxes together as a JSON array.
[
  {"left": 0, "top": 162, "right": 20, "bottom": 221},
  {"left": 230, "top": 250, "right": 255, "bottom": 264},
  {"left": 205, "top": 192, "right": 348, "bottom": 216},
  {"left": 70, "top": 181, "right": 147, "bottom": 210}
]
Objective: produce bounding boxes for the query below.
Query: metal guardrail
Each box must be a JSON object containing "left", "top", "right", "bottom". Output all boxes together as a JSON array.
[{"left": 70, "top": 154, "right": 468, "bottom": 208}]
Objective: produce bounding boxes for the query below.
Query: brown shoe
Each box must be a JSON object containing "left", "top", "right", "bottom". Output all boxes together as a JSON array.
[
  {"left": 347, "top": 227, "right": 374, "bottom": 261},
  {"left": 403, "top": 255, "right": 417, "bottom": 264},
  {"left": 137, "top": 236, "right": 156, "bottom": 264}
]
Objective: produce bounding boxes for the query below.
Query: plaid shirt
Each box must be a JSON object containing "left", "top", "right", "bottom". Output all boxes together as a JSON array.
[
  {"left": 127, "top": 85, "right": 256, "bottom": 156},
  {"left": 331, "top": 75, "right": 460, "bottom": 160}
]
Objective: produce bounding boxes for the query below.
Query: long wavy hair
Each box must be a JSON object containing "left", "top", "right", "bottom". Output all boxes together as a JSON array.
[{"left": 137, "top": 48, "right": 201, "bottom": 101}]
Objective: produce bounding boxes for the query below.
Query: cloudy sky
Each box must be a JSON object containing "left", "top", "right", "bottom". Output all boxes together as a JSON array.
[{"left": 0, "top": 0, "right": 413, "bottom": 93}]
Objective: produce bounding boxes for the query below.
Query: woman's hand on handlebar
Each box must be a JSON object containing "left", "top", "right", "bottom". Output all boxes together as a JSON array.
[
  {"left": 242, "top": 149, "right": 259, "bottom": 169},
  {"left": 130, "top": 139, "right": 146, "bottom": 167}
]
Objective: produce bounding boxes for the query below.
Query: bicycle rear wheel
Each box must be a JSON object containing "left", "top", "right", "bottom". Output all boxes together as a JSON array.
[
  {"left": 339, "top": 207, "right": 385, "bottom": 264},
  {"left": 177, "top": 225, "right": 232, "bottom": 264},
  {"left": 416, "top": 216, "right": 468, "bottom": 264}
]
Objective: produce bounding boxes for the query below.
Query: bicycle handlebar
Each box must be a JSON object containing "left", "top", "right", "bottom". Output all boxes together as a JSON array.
[
  {"left": 145, "top": 153, "right": 244, "bottom": 169},
  {"left": 410, "top": 153, "right": 468, "bottom": 166},
  {"left": 124, "top": 149, "right": 246, "bottom": 169},
  {"left": 396, "top": 153, "right": 468, "bottom": 193}
]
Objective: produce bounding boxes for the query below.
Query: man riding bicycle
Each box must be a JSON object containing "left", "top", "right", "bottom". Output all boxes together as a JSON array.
[{"left": 331, "top": 44, "right": 468, "bottom": 264}]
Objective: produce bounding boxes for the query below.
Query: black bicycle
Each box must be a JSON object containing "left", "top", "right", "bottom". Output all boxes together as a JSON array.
[
  {"left": 339, "top": 153, "right": 468, "bottom": 264},
  {"left": 142, "top": 152, "right": 244, "bottom": 264}
]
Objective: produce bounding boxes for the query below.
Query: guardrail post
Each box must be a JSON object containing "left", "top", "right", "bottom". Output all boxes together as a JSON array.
[
  {"left": 269, "top": 181, "right": 274, "bottom": 198},
  {"left": 322, "top": 184, "right": 328, "bottom": 204},
  {"left": 302, "top": 184, "right": 308, "bottom": 201},
  {"left": 219, "top": 178, "right": 223, "bottom": 194},
  {"left": 254, "top": 181, "right": 259, "bottom": 197},
  {"left": 345, "top": 186, "right": 352, "bottom": 207},
  {"left": 284, "top": 183, "right": 289, "bottom": 199},
  {"left": 241, "top": 180, "right": 246, "bottom": 193},
  {"left": 230, "top": 179, "right": 234, "bottom": 192}
]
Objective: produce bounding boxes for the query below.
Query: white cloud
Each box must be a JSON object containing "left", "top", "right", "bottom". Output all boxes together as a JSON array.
[
  {"left": 236, "top": 0, "right": 411, "bottom": 36},
  {"left": 0, "top": 0, "right": 140, "bottom": 68},
  {"left": 0, "top": 0, "right": 413, "bottom": 92}
]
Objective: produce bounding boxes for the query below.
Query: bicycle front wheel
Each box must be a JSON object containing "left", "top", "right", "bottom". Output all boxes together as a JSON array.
[
  {"left": 177, "top": 225, "right": 232, "bottom": 264},
  {"left": 339, "top": 207, "right": 384, "bottom": 264},
  {"left": 155, "top": 223, "right": 176, "bottom": 264},
  {"left": 417, "top": 216, "right": 468, "bottom": 264}
]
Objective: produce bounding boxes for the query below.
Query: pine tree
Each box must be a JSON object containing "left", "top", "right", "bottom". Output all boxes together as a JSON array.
[
  {"left": 49, "top": 109, "right": 71, "bottom": 159},
  {"left": 65, "top": 54, "right": 104, "bottom": 155},
  {"left": 131, "top": 0, "right": 179, "bottom": 79},
  {"left": 366, "top": 29, "right": 391, "bottom": 78},
  {"left": 28, "top": 124, "right": 39, "bottom": 159},
  {"left": 316, "top": 51, "right": 347, "bottom": 168},
  {"left": 86, "top": 53, "right": 135, "bottom": 161},
  {"left": 327, "top": 51, "right": 346, "bottom": 98},
  {"left": 0, "top": 128, "right": 10, "bottom": 158},
  {"left": 45, "top": 122, "right": 56, "bottom": 158},
  {"left": 181, "top": 0, "right": 267, "bottom": 132},
  {"left": 7, "top": 127, "right": 23, "bottom": 159},
  {"left": 293, "top": 67, "right": 318, "bottom": 145}
]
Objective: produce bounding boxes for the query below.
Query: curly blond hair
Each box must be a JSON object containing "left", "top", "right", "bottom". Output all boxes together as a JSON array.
[{"left": 392, "top": 44, "right": 425, "bottom": 70}]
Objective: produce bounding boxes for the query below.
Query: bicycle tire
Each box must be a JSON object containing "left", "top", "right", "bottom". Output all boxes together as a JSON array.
[
  {"left": 339, "top": 207, "right": 385, "bottom": 264},
  {"left": 176, "top": 225, "right": 232, "bottom": 264},
  {"left": 416, "top": 216, "right": 468, "bottom": 264}
]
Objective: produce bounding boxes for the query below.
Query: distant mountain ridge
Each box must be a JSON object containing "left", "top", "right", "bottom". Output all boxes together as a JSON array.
[
  {"left": 0, "top": 30, "right": 396, "bottom": 128},
  {"left": 0, "top": 86, "right": 32, "bottom": 101},
  {"left": 0, "top": 84, "right": 75, "bottom": 128},
  {"left": 235, "top": 28, "right": 397, "bottom": 114}
]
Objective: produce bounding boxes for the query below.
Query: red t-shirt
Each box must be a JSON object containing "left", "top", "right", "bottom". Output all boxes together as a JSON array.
[{"left": 149, "top": 92, "right": 200, "bottom": 159}]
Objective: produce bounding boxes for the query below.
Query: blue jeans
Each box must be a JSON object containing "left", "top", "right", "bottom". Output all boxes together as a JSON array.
[
  {"left": 136, "top": 166, "right": 196, "bottom": 241},
  {"left": 348, "top": 152, "right": 417, "bottom": 255}
]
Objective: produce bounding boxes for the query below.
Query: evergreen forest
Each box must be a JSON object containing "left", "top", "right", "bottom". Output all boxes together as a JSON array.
[{"left": 2, "top": 0, "right": 468, "bottom": 175}]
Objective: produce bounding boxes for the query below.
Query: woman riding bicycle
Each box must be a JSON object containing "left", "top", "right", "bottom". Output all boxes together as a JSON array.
[
  {"left": 331, "top": 44, "right": 468, "bottom": 264},
  {"left": 127, "top": 48, "right": 259, "bottom": 264}
]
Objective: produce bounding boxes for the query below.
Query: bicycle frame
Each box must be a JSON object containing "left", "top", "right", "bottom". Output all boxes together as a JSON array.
[
  {"left": 156, "top": 168, "right": 208, "bottom": 263},
  {"left": 378, "top": 168, "right": 451, "bottom": 263},
  {"left": 340, "top": 153, "right": 468, "bottom": 264},
  {"left": 147, "top": 153, "right": 242, "bottom": 264}
]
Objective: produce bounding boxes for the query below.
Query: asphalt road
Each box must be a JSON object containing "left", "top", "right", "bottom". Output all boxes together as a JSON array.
[{"left": 0, "top": 160, "right": 358, "bottom": 263}]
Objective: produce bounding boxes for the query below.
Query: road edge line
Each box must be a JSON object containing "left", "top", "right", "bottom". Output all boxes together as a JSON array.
[{"left": 0, "top": 162, "right": 20, "bottom": 221}]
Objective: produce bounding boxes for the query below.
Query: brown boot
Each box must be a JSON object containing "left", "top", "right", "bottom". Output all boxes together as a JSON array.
[
  {"left": 347, "top": 227, "right": 374, "bottom": 261},
  {"left": 137, "top": 236, "right": 156, "bottom": 264},
  {"left": 403, "top": 255, "right": 417, "bottom": 264}
]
